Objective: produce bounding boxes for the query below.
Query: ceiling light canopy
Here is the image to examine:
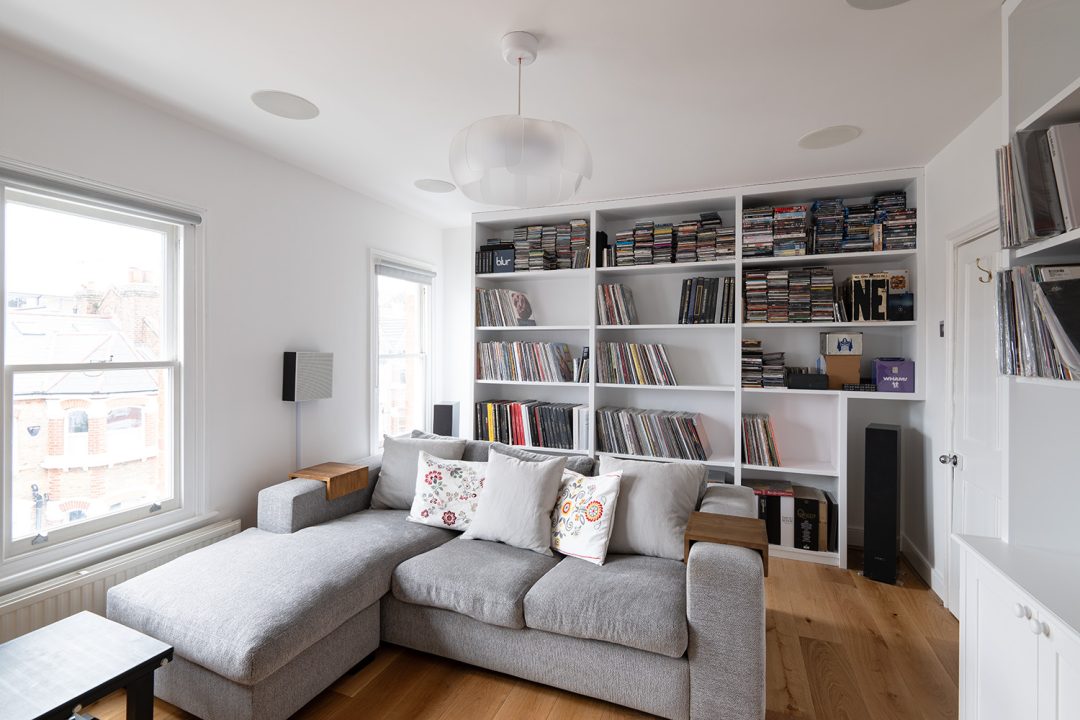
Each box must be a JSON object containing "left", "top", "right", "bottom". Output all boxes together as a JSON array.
[
  {"left": 449, "top": 31, "right": 592, "bottom": 208},
  {"left": 414, "top": 178, "right": 457, "bottom": 193},
  {"left": 251, "top": 90, "right": 320, "bottom": 120},
  {"left": 798, "top": 125, "right": 863, "bottom": 150}
]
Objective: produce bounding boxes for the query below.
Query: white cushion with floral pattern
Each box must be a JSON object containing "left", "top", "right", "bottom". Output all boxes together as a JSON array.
[
  {"left": 406, "top": 451, "right": 486, "bottom": 531},
  {"left": 550, "top": 469, "right": 622, "bottom": 565}
]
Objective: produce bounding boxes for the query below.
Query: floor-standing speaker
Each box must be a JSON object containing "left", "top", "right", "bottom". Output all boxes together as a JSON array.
[
  {"left": 432, "top": 402, "right": 460, "bottom": 437},
  {"left": 864, "top": 423, "right": 901, "bottom": 584}
]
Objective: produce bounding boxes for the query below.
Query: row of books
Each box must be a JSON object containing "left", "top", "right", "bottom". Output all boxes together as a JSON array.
[
  {"left": 597, "top": 283, "right": 639, "bottom": 325},
  {"left": 678, "top": 276, "right": 736, "bottom": 324},
  {"left": 476, "top": 341, "right": 582, "bottom": 383},
  {"left": 746, "top": 479, "right": 838, "bottom": 552},
  {"left": 596, "top": 342, "right": 677, "bottom": 386},
  {"left": 475, "top": 288, "right": 536, "bottom": 327},
  {"left": 744, "top": 267, "right": 836, "bottom": 323},
  {"left": 996, "top": 122, "right": 1080, "bottom": 248},
  {"left": 996, "top": 264, "right": 1080, "bottom": 380},
  {"left": 742, "top": 413, "right": 782, "bottom": 466},
  {"left": 474, "top": 401, "right": 590, "bottom": 451},
  {"left": 596, "top": 406, "right": 712, "bottom": 461},
  {"left": 600, "top": 212, "right": 736, "bottom": 267}
]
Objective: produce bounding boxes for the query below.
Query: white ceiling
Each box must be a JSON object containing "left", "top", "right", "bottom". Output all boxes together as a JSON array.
[{"left": 0, "top": 1, "right": 1001, "bottom": 227}]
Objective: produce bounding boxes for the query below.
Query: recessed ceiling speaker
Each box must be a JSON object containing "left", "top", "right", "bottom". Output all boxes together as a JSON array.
[
  {"left": 846, "top": 0, "right": 912, "bottom": 9},
  {"left": 798, "top": 125, "right": 863, "bottom": 150},
  {"left": 252, "top": 90, "right": 320, "bottom": 120},
  {"left": 283, "top": 352, "right": 334, "bottom": 402}
]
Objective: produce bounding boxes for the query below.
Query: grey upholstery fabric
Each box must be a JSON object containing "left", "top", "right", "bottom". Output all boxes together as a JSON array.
[
  {"left": 699, "top": 483, "right": 758, "bottom": 519},
  {"left": 686, "top": 542, "right": 765, "bottom": 720},
  {"left": 598, "top": 456, "right": 705, "bottom": 560},
  {"left": 371, "top": 435, "right": 466, "bottom": 509},
  {"left": 410, "top": 430, "right": 490, "bottom": 462},
  {"left": 392, "top": 538, "right": 559, "bottom": 628},
  {"left": 257, "top": 454, "right": 381, "bottom": 533},
  {"left": 490, "top": 441, "right": 596, "bottom": 475},
  {"left": 155, "top": 603, "right": 379, "bottom": 720},
  {"left": 382, "top": 595, "right": 690, "bottom": 720},
  {"left": 524, "top": 554, "right": 688, "bottom": 658},
  {"left": 108, "top": 510, "right": 452, "bottom": 684}
]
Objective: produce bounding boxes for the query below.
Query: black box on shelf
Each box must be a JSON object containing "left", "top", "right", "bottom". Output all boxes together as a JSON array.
[{"left": 786, "top": 373, "right": 829, "bottom": 390}]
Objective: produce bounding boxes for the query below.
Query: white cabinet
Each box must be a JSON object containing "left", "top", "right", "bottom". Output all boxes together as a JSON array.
[{"left": 960, "top": 541, "right": 1080, "bottom": 720}]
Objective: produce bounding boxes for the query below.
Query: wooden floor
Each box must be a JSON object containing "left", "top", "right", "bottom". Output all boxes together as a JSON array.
[{"left": 86, "top": 551, "right": 958, "bottom": 720}]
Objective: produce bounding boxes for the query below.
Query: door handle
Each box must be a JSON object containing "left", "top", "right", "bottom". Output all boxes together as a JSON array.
[{"left": 938, "top": 454, "right": 958, "bottom": 466}]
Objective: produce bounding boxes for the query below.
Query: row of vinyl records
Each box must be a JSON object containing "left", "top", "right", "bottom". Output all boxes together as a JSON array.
[
  {"left": 995, "top": 122, "right": 1080, "bottom": 248},
  {"left": 475, "top": 287, "right": 536, "bottom": 327},
  {"left": 742, "top": 413, "right": 782, "bottom": 467},
  {"left": 996, "top": 264, "right": 1080, "bottom": 380},
  {"left": 475, "top": 401, "right": 591, "bottom": 451},
  {"left": 476, "top": 342, "right": 589, "bottom": 383},
  {"left": 596, "top": 342, "right": 677, "bottom": 385},
  {"left": 597, "top": 278, "right": 736, "bottom": 326},
  {"left": 596, "top": 407, "right": 712, "bottom": 461},
  {"left": 747, "top": 479, "right": 838, "bottom": 553}
]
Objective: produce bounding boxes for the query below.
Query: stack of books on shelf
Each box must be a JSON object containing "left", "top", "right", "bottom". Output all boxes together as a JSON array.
[
  {"left": 811, "top": 199, "right": 845, "bottom": 254},
  {"left": 745, "top": 479, "right": 837, "bottom": 552},
  {"left": 475, "top": 400, "right": 589, "bottom": 451},
  {"left": 678, "top": 276, "right": 735, "bottom": 324},
  {"left": 475, "top": 288, "right": 537, "bottom": 326},
  {"left": 597, "top": 283, "right": 639, "bottom": 325},
  {"left": 772, "top": 205, "right": 810, "bottom": 256},
  {"left": 742, "top": 339, "right": 764, "bottom": 387},
  {"left": 742, "top": 413, "right": 782, "bottom": 466},
  {"left": 842, "top": 204, "right": 876, "bottom": 252},
  {"left": 674, "top": 221, "right": 698, "bottom": 263},
  {"left": 633, "top": 221, "right": 655, "bottom": 265},
  {"left": 476, "top": 341, "right": 580, "bottom": 382},
  {"left": 596, "top": 407, "right": 711, "bottom": 461},
  {"left": 744, "top": 270, "right": 768, "bottom": 323},
  {"left": 997, "top": 263, "right": 1080, "bottom": 380},
  {"left": 742, "top": 206, "right": 775, "bottom": 257},
  {"left": 766, "top": 270, "right": 790, "bottom": 323},
  {"left": 996, "top": 122, "right": 1080, "bottom": 249},
  {"left": 570, "top": 219, "right": 589, "bottom": 268},
  {"left": 762, "top": 351, "right": 786, "bottom": 388},
  {"left": 597, "top": 342, "right": 677, "bottom": 385},
  {"left": 653, "top": 223, "right": 674, "bottom": 264}
]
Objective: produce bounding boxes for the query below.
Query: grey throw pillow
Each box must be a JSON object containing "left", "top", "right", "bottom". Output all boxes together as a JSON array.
[
  {"left": 598, "top": 456, "right": 705, "bottom": 561},
  {"left": 461, "top": 450, "right": 566, "bottom": 555},
  {"left": 371, "top": 435, "right": 467, "bottom": 510},
  {"left": 489, "top": 442, "right": 595, "bottom": 476}
]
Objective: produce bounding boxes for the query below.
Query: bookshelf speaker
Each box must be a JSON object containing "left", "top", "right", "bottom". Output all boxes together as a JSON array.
[
  {"left": 282, "top": 352, "right": 334, "bottom": 402},
  {"left": 863, "top": 423, "right": 901, "bottom": 584},
  {"left": 432, "top": 402, "right": 459, "bottom": 437}
]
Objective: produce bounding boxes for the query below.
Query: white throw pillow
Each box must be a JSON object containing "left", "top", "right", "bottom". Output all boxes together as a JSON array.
[
  {"left": 461, "top": 450, "right": 566, "bottom": 555},
  {"left": 551, "top": 469, "right": 622, "bottom": 565},
  {"left": 371, "top": 434, "right": 467, "bottom": 510},
  {"left": 407, "top": 452, "right": 487, "bottom": 531}
]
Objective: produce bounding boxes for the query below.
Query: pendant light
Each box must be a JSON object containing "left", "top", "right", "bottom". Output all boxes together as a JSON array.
[{"left": 449, "top": 31, "right": 592, "bottom": 208}]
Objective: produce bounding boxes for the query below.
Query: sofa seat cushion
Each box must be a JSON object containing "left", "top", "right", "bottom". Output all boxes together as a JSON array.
[
  {"left": 107, "top": 510, "right": 453, "bottom": 685},
  {"left": 523, "top": 554, "right": 688, "bottom": 658},
  {"left": 392, "top": 537, "right": 559, "bottom": 629}
]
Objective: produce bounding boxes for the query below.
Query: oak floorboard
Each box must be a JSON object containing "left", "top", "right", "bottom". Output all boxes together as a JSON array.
[
  {"left": 491, "top": 680, "right": 563, "bottom": 720},
  {"left": 800, "top": 637, "right": 873, "bottom": 720}
]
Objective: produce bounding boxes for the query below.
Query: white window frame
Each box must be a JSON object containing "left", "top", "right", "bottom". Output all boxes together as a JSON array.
[
  {"left": 0, "top": 165, "right": 208, "bottom": 594},
  {"left": 369, "top": 250, "right": 436, "bottom": 450}
]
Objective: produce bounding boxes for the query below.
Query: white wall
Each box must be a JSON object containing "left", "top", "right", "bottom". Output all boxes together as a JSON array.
[
  {"left": 0, "top": 43, "right": 445, "bottom": 529},
  {"left": 436, "top": 227, "right": 472, "bottom": 427},
  {"left": 915, "top": 98, "right": 1002, "bottom": 598}
]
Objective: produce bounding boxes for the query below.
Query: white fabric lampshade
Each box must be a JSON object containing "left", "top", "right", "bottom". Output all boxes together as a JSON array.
[{"left": 449, "top": 114, "right": 592, "bottom": 207}]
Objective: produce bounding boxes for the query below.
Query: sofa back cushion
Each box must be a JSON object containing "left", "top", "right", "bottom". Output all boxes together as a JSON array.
[
  {"left": 371, "top": 435, "right": 467, "bottom": 510},
  {"left": 490, "top": 442, "right": 595, "bottom": 475},
  {"left": 598, "top": 455, "right": 705, "bottom": 561}
]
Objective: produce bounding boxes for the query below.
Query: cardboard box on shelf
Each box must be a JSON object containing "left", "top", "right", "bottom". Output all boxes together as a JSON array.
[{"left": 818, "top": 354, "right": 862, "bottom": 390}]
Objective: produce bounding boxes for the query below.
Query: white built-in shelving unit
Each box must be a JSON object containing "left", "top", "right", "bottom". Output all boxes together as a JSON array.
[{"left": 470, "top": 168, "right": 926, "bottom": 568}]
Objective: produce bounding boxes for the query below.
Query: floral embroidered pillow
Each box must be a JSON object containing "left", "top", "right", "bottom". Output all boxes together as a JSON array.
[
  {"left": 550, "top": 469, "right": 622, "bottom": 565},
  {"left": 407, "top": 451, "right": 486, "bottom": 531}
]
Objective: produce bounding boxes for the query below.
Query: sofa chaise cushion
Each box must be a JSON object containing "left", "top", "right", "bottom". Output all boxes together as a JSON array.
[
  {"left": 107, "top": 510, "right": 453, "bottom": 685},
  {"left": 392, "top": 537, "right": 560, "bottom": 629},
  {"left": 523, "top": 553, "right": 689, "bottom": 658}
]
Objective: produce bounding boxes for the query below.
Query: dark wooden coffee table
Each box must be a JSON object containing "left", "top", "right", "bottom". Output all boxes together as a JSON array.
[{"left": 0, "top": 610, "right": 173, "bottom": 720}]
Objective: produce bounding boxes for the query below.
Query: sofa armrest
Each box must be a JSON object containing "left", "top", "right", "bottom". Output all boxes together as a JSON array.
[
  {"left": 257, "top": 453, "right": 382, "bottom": 533},
  {"left": 686, "top": 542, "right": 765, "bottom": 720},
  {"left": 700, "top": 483, "right": 757, "bottom": 519}
]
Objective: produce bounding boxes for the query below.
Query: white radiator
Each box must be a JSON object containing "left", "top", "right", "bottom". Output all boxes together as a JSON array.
[{"left": 0, "top": 519, "right": 240, "bottom": 642}]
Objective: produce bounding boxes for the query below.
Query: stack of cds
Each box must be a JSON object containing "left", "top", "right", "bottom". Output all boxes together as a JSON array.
[
  {"left": 873, "top": 191, "right": 907, "bottom": 214},
  {"left": 883, "top": 208, "right": 917, "bottom": 250},
  {"left": 742, "top": 339, "right": 764, "bottom": 387},
  {"left": 811, "top": 268, "right": 836, "bottom": 321},
  {"left": 811, "top": 200, "right": 845, "bottom": 255},
  {"left": 527, "top": 225, "right": 544, "bottom": 270},
  {"left": 772, "top": 205, "right": 810, "bottom": 256},
  {"left": 763, "top": 351, "right": 786, "bottom": 388},
  {"left": 716, "top": 226, "right": 736, "bottom": 257},
  {"left": 615, "top": 230, "right": 635, "bottom": 266},
  {"left": 742, "top": 207, "right": 775, "bottom": 257},
  {"left": 788, "top": 268, "right": 812, "bottom": 323},
  {"left": 696, "top": 225, "right": 717, "bottom": 262},
  {"left": 653, "top": 223, "right": 675, "bottom": 264},
  {"left": 842, "top": 204, "right": 875, "bottom": 252},
  {"left": 570, "top": 219, "right": 590, "bottom": 268},
  {"left": 744, "top": 270, "right": 768, "bottom": 323},
  {"left": 541, "top": 225, "right": 558, "bottom": 269},
  {"left": 555, "top": 223, "right": 572, "bottom": 269},
  {"left": 767, "top": 269, "right": 790, "bottom": 323},
  {"left": 633, "top": 221, "right": 654, "bottom": 265},
  {"left": 513, "top": 226, "right": 530, "bottom": 271},
  {"left": 674, "top": 221, "right": 698, "bottom": 263}
]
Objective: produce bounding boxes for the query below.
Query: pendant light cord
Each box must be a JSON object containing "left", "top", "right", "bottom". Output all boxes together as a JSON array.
[{"left": 517, "top": 58, "right": 522, "bottom": 116}]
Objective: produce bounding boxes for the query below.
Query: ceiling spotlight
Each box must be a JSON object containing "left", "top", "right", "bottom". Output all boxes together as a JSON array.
[
  {"left": 798, "top": 125, "right": 863, "bottom": 150},
  {"left": 846, "top": 0, "right": 912, "bottom": 9},
  {"left": 251, "top": 90, "right": 320, "bottom": 120},
  {"left": 414, "top": 179, "right": 457, "bottom": 193}
]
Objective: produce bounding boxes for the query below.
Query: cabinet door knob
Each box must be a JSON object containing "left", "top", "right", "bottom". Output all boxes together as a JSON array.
[
  {"left": 1029, "top": 618, "right": 1044, "bottom": 635},
  {"left": 1013, "top": 602, "right": 1027, "bottom": 618}
]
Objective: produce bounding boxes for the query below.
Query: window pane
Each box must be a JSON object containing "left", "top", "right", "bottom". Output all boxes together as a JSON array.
[
  {"left": 377, "top": 355, "right": 427, "bottom": 438},
  {"left": 377, "top": 275, "right": 427, "bottom": 356},
  {"left": 5, "top": 194, "right": 167, "bottom": 363},
  {"left": 10, "top": 368, "right": 173, "bottom": 541}
]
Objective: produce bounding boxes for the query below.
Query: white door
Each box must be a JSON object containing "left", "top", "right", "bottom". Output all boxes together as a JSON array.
[
  {"left": 947, "top": 230, "right": 1006, "bottom": 613},
  {"left": 1039, "top": 610, "right": 1080, "bottom": 720}
]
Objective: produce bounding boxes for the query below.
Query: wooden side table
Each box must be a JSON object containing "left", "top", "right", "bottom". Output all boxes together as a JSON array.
[
  {"left": 289, "top": 462, "right": 368, "bottom": 500},
  {"left": 684, "top": 511, "right": 769, "bottom": 576}
]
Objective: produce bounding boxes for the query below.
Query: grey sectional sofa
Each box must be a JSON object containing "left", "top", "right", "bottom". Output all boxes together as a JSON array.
[{"left": 107, "top": 439, "right": 765, "bottom": 720}]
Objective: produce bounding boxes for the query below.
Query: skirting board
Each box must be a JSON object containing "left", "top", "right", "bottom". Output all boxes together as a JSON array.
[{"left": 847, "top": 526, "right": 945, "bottom": 602}]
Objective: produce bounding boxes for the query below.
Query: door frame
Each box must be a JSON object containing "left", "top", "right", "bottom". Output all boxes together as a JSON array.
[{"left": 942, "top": 211, "right": 1003, "bottom": 614}]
